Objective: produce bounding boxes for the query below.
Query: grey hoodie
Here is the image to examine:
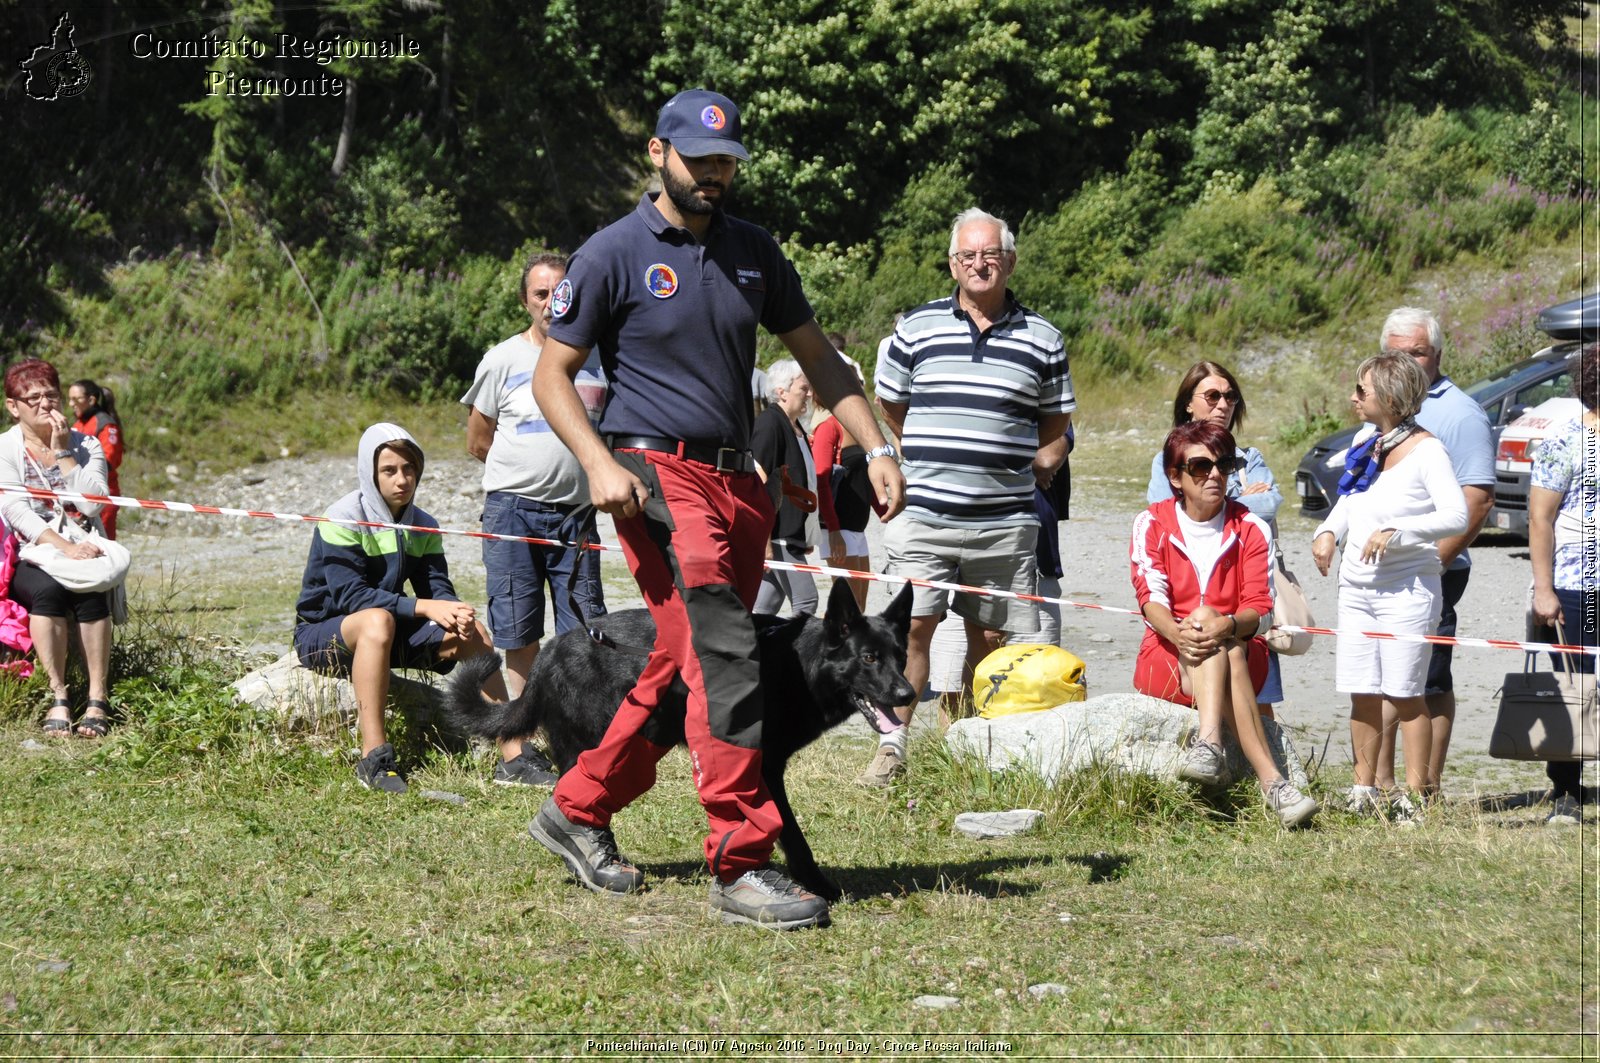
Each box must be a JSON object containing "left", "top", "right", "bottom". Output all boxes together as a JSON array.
[{"left": 293, "top": 423, "right": 457, "bottom": 624}]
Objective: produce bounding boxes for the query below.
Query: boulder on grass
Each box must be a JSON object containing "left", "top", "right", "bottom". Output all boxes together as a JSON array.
[
  {"left": 945, "top": 691, "right": 1309, "bottom": 790},
  {"left": 231, "top": 651, "right": 467, "bottom": 749}
]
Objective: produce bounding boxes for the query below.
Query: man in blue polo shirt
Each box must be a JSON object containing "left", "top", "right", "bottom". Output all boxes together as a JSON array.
[
  {"left": 1373, "top": 306, "right": 1494, "bottom": 799},
  {"left": 526, "top": 89, "right": 906, "bottom": 931},
  {"left": 860, "top": 208, "right": 1074, "bottom": 786}
]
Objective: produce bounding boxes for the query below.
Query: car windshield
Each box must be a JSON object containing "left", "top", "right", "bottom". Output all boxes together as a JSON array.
[{"left": 1461, "top": 356, "right": 1560, "bottom": 402}]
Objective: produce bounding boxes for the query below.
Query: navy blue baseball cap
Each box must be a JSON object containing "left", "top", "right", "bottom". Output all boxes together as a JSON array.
[{"left": 655, "top": 89, "right": 750, "bottom": 161}]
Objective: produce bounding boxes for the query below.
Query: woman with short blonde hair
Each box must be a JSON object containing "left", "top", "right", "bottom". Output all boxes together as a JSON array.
[{"left": 1312, "top": 352, "right": 1468, "bottom": 817}]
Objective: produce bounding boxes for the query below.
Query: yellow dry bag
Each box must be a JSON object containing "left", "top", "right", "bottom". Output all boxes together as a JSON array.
[{"left": 972, "top": 644, "right": 1088, "bottom": 719}]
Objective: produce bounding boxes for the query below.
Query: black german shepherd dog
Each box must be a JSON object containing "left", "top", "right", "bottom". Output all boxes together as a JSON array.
[{"left": 448, "top": 578, "right": 914, "bottom": 900}]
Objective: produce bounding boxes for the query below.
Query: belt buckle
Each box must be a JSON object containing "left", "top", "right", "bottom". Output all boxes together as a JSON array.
[{"left": 715, "top": 447, "right": 743, "bottom": 473}]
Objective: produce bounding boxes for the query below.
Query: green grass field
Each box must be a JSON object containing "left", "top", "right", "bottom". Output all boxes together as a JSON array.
[{"left": 0, "top": 642, "right": 1591, "bottom": 1060}]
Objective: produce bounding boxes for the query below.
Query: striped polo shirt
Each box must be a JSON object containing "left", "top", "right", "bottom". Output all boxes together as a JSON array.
[{"left": 876, "top": 290, "right": 1073, "bottom": 528}]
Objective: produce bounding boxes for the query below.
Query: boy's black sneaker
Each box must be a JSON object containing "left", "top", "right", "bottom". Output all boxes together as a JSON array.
[
  {"left": 527, "top": 797, "right": 645, "bottom": 895},
  {"left": 709, "top": 866, "right": 831, "bottom": 930},
  {"left": 494, "top": 748, "right": 559, "bottom": 788},
  {"left": 355, "top": 743, "right": 407, "bottom": 794}
]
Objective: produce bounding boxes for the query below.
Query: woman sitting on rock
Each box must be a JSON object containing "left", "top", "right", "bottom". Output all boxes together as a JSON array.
[
  {"left": 0, "top": 359, "right": 117, "bottom": 738},
  {"left": 1130, "top": 420, "right": 1318, "bottom": 827}
]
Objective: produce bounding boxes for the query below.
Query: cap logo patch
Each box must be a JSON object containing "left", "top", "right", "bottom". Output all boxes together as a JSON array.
[
  {"left": 645, "top": 264, "right": 679, "bottom": 299},
  {"left": 551, "top": 278, "right": 573, "bottom": 318},
  {"left": 700, "top": 105, "right": 726, "bottom": 131}
]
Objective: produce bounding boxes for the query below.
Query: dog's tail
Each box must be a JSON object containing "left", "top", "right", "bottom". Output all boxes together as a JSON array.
[{"left": 442, "top": 653, "right": 546, "bottom": 742}]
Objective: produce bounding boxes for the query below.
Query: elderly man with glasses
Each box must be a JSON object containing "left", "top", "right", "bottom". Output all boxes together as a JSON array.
[{"left": 859, "top": 208, "right": 1074, "bottom": 787}]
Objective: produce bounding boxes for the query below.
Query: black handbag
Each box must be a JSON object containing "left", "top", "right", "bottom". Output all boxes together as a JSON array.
[{"left": 1489, "top": 625, "right": 1597, "bottom": 761}]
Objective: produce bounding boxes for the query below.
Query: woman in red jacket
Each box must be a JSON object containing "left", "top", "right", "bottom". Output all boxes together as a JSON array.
[
  {"left": 1130, "top": 420, "right": 1318, "bottom": 826},
  {"left": 68, "top": 380, "right": 122, "bottom": 539}
]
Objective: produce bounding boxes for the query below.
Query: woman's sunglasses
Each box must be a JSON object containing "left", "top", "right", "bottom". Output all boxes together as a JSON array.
[
  {"left": 1196, "top": 388, "right": 1241, "bottom": 406},
  {"left": 1179, "top": 455, "right": 1239, "bottom": 480}
]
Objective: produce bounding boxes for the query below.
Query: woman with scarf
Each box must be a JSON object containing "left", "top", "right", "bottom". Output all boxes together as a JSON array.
[
  {"left": 293, "top": 423, "right": 506, "bottom": 793},
  {"left": 1312, "top": 352, "right": 1467, "bottom": 815}
]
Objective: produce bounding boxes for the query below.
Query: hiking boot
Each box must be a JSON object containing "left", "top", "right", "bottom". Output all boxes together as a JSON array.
[
  {"left": 709, "top": 866, "right": 831, "bottom": 930},
  {"left": 1546, "top": 794, "right": 1582, "bottom": 826},
  {"left": 355, "top": 743, "right": 407, "bottom": 794},
  {"left": 494, "top": 749, "right": 559, "bottom": 788},
  {"left": 1345, "top": 784, "right": 1385, "bottom": 817},
  {"left": 855, "top": 745, "right": 905, "bottom": 788},
  {"left": 1265, "top": 779, "right": 1319, "bottom": 828},
  {"left": 1176, "top": 739, "right": 1230, "bottom": 787},
  {"left": 527, "top": 798, "right": 644, "bottom": 896}
]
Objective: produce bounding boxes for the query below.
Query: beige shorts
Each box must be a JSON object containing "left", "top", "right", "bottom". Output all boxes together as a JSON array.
[{"left": 882, "top": 514, "right": 1039, "bottom": 634}]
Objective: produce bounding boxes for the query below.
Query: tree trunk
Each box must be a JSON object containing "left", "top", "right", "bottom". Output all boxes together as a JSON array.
[
  {"left": 437, "top": 17, "right": 453, "bottom": 145},
  {"left": 332, "top": 77, "right": 357, "bottom": 178}
]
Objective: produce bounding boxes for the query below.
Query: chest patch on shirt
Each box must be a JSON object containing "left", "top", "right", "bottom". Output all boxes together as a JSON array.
[
  {"left": 551, "top": 278, "right": 573, "bottom": 318},
  {"left": 735, "top": 267, "right": 765, "bottom": 291},
  {"left": 645, "top": 264, "right": 679, "bottom": 299}
]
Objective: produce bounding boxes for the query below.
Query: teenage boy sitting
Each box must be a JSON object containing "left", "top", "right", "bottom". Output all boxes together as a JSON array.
[{"left": 293, "top": 423, "right": 508, "bottom": 793}]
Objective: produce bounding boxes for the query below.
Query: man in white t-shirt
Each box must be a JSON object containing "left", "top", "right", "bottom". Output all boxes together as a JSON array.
[{"left": 461, "top": 252, "right": 608, "bottom": 786}]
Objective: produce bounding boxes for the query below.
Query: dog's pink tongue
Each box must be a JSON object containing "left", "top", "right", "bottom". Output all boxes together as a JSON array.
[{"left": 876, "top": 706, "right": 906, "bottom": 733}]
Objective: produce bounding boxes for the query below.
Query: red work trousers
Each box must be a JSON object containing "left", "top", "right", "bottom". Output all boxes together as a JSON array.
[{"left": 553, "top": 450, "right": 782, "bottom": 879}]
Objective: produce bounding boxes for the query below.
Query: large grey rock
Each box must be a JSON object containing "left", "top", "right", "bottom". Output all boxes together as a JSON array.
[
  {"left": 953, "top": 809, "right": 1044, "bottom": 839},
  {"left": 945, "top": 692, "right": 1309, "bottom": 789},
  {"left": 232, "top": 651, "right": 465, "bottom": 748},
  {"left": 912, "top": 995, "right": 961, "bottom": 1010}
]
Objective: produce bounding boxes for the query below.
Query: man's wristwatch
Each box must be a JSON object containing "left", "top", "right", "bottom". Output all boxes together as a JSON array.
[{"left": 864, "top": 443, "right": 898, "bottom": 462}]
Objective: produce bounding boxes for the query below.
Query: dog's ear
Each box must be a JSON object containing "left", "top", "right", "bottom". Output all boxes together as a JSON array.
[
  {"left": 881, "top": 582, "right": 914, "bottom": 640},
  {"left": 823, "top": 577, "right": 863, "bottom": 644}
]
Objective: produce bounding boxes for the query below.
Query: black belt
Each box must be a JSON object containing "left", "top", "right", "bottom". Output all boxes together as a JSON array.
[{"left": 608, "top": 435, "right": 756, "bottom": 474}]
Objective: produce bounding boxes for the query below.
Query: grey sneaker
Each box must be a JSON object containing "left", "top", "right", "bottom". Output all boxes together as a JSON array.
[
  {"left": 494, "top": 749, "right": 559, "bottom": 788},
  {"left": 355, "top": 743, "right": 407, "bottom": 794},
  {"left": 855, "top": 745, "right": 905, "bottom": 788},
  {"left": 1265, "top": 779, "right": 1319, "bottom": 827},
  {"left": 1546, "top": 794, "right": 1582, "bottom": 825},
  {"left": 1176, "top": 739, "right": 1230, "bottom": 787},
  {"left": 709, "top": 866, "right": 831, "bottom": 930},
  {"left": 527, "top": 798, "right": 644, "bottom": 895}
]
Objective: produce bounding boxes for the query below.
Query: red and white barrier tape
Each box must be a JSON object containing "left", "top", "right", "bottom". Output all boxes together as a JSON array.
[
  {"left": 4, "top": 483, "right": 1595, "bottom": 657},
  {"left": 763, "top": 558, "right": 1599, "bottom": 658}
]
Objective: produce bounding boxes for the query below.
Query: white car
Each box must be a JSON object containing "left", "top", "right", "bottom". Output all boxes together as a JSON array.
[{"left": 1491, "top": 394, "right": 1585, "bottom": 533}]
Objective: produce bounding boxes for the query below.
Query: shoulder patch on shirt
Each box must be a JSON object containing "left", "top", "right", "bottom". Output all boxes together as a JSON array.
[
  {"left": 551, "top": 278, "right": 573, "bottom": 318},
  {"left": 645, "top": 263, "right": 678, "bottom": 299},
  {"left": 735, "top": 266, "right": 765, "bottom": 291}
]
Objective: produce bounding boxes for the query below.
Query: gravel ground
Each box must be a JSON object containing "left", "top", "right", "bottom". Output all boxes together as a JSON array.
[{"left": 122, "top": 447, "right": 1564, "bottom": 796}]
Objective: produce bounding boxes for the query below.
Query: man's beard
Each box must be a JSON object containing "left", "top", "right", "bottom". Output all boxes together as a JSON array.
[{"left": 660, "top": 164, "right": 722, "bottom": 216}]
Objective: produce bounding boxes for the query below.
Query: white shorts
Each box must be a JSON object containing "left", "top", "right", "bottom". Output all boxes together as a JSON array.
[
  {"left": 1334, "top": 575, "right": 1442, "bottom": 699},
  {"left": 839, "top": 529, "right": 869, "bottom": 557}
]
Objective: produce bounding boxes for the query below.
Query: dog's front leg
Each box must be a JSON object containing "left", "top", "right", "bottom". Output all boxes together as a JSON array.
[{"left": 766, "top": 766, "right": 841, "bottom": 902}]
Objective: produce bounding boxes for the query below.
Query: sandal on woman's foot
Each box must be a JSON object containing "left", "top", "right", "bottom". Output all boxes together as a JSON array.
[
  {"left": 75, "top": 699, "right": 112, "bottom": 740},
  {"left": 41, "top": 698, "right": 73, "bottom": 738}
]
